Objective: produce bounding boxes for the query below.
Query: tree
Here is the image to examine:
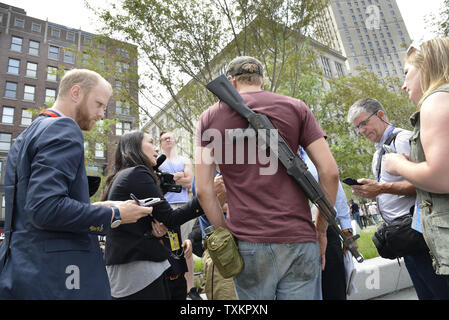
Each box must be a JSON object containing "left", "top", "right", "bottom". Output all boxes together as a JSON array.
[
  {"left": 85, "top": 0, "right": 331, "bottom": 137},
  {"left": 437, "top": 0, "right": 449, "bottom": 36},
  {"left": 425, "top": 0, "right": 449, "bottom": 37}
]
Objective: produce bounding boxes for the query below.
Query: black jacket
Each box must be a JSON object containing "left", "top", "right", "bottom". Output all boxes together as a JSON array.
[{"left": 104, "top": 165, "right": 203, "bottom": 265}]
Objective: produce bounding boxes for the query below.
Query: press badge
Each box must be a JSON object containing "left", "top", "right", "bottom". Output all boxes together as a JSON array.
[{"left": 167, "top": 231, "right": 180, "bottom": 251}]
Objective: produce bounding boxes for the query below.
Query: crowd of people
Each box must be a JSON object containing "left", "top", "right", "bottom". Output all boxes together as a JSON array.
[{"left": 0, "top": 36, "right": 448, "bottom": 300}]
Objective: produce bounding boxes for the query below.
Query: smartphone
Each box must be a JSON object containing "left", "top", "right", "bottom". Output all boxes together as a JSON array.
[
  {"left": 382, "top": 144, "right": 395, "bottom": 154},
  {"left": 142, "top": 197, "right": 165, "bottom": 207},
  {"left": 342, "top": 177, "right": 363, "bottom": 186},
  {"left": 130, "top": 193, "right": 164, "bottom": 207}
]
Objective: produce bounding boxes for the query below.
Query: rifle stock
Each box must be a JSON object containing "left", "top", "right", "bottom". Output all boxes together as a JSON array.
[{"left": 206, "top": 75, "right": 364, "bottom": 263}]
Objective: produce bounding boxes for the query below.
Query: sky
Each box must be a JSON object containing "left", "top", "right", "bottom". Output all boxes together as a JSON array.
[{"left": 3, "top": 0, "right": 445, "bottom": 41}]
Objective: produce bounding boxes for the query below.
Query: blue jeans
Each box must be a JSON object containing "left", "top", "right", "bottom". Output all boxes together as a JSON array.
[{"left": 233, "top": 241, "right": 322, "bottom": 300}]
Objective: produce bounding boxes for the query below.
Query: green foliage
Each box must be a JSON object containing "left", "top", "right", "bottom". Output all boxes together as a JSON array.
[
  {"left": 85, "top": 0, "right": 416, "bottom": 188},
  {"left": 86, "top": 0, "right": 331, "bottom": 136},
  {"left": 426, "top": 0, "right": 449, "bottom": 37}
]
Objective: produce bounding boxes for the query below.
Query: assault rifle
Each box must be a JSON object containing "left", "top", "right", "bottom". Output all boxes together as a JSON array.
[{"left": 206, "top": 75, "right": 364, "bottom": 263}]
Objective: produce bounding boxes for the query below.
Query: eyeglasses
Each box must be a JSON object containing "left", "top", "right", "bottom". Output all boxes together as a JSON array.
[{"left": 355, "top": 111, "right": 378, "bottom": 133}]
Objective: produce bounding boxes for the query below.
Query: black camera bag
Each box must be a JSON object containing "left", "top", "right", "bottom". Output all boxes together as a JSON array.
[{"left": 372, "top": 213, "right": 428, "bottom": 259}]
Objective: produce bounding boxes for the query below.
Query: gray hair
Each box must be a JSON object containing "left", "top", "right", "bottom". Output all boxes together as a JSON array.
[{"left": 347, "top": 98, "right": 387, "bottom": 123}]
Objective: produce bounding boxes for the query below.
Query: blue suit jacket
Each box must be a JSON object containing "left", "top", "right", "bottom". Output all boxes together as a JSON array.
[{"left": 0, "top": 115, "right": 112, "bottom": 299}]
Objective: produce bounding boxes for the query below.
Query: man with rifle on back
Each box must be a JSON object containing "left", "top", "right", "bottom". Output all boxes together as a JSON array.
[{"left": 195, "top": 56, "right": 340, "bottom": 300}]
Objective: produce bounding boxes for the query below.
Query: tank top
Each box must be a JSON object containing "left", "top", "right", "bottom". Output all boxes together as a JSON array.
[
  {"left": 409, "top": 83, "right": 449, "bottom": 275},
  {"left": 159, "top": 155, "right": 189, "bottom": 203}
]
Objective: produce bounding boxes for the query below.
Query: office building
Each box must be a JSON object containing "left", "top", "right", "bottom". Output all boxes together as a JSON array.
[
  {"left": 0, "top": 2, "right": 139, "bottom": 229},
  {"left": 328, "top": 0, "right": 411, "bottom": 77}
]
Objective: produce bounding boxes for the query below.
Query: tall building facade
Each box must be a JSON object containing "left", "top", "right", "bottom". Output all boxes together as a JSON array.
[
  {"left": 328, "top": 0, "right": 411, "bottom": 77},
  {"left": 0, "top": 2, "right": 139, "bottom": 230}
]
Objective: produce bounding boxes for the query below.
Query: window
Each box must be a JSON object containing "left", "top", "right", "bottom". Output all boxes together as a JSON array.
[
  {"left": 95, "top": 143, "right": 104, "bottom": 158},
  {"left": 335, "top": 62, "right": 345, "bottom": 77},
  {"left": 29, "top": 40, "right": 40, "bottom": 55},
  {"left": 0, "top": 133, "right": 12, "bottom": 151},
  {"left": 63, "top": 49, "right": 75, "bottom": 64},
  {"left": 10, "top": 36, "right": 23, "bottom": 52},
  {"left": 48, "top": 46, "right": 59, "bottom": 60},
  {"left": 26, "top": 62, "right": 38, "bottom": 78},
  {"left": 21, "top": 109, "right": 33, "bottom": 126},
  {"left": 83, "top": 142, "right": 89, "bottom": 157},
  {"left": 83, "top": 36, "right": 92, "bottom": 45},
  {"left": 66, "top": 32, "right": 75, "bottom": 41},
  {"left": 31, "top": 22, "right": 41, "bottom": 33},
  {"left": 7, "top": 58, "right": 20, "bottom": 75},
  {"left": 116, "top": 121, "right": 132, "bottom": 136},
  {"left": 47, "top": 66, "right": 58, "bottom": 81},
  {"left": 321, "top": 56, "right": 332, "bottom": 78},
  {"left": 45, "top": 88, "right": 56, "bottom": 104},
  {"left": 4, "top": 82, "right": 17, "bottom": 99},
  {"left": 2, "top": 107, "right": 14, "bottom": 124},
  {"left": 116, "top": 101, "right": 131, "bottom": 115},
  {"left": 14, "top": 18, "right": 24, "bottom": 28},
  {"left": 51, "top": 27, "right": 61, "bottom": 38},
  {"left": 23, "top": 85, "right": 35, "bottom": 101}
]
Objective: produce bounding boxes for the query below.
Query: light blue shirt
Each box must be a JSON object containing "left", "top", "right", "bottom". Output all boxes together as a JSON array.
[
  {"left": 301, "top": 149, "right": 352, "bottom": 231},
  {"left": 159, "top": 155, "right": 189, "bottom": 203}
]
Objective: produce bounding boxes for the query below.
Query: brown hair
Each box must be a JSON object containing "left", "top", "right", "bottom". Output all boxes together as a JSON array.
[{"left": 58, "top": 69, "right": 112, "bottom": 98}]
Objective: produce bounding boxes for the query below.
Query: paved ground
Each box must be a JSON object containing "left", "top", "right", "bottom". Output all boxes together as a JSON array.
[{"left": 372, "top": 286, "right": 418, "bottom": 300}]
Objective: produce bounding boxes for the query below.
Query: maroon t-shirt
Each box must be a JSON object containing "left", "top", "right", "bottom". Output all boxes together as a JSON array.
[{"left": 196, "top": 90, "right": 325, "bottom": 243}]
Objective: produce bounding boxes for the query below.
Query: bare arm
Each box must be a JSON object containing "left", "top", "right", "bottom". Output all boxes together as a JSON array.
[
  {"left": 173, "top": 158, "right": 194, "bottom": 189},
  {"left": 195, "top": 146, "right": 226, "bottom": 228},
  {"left": 351, "top": 178, "right": 416, "bottom": 199}
]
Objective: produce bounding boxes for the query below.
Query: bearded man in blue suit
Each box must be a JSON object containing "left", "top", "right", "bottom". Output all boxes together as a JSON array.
[{"left": 0, "top": 69, "right": 153, "bottom": 299}]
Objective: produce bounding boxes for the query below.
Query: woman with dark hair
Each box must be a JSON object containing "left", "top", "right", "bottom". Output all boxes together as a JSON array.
[{"left": 102, "top": 131, "right": 203, "bottom": 299}]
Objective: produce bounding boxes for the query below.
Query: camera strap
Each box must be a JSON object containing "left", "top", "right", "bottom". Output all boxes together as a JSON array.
[{"left": 39, "top": 109, "right": 61, "bottom": 118}]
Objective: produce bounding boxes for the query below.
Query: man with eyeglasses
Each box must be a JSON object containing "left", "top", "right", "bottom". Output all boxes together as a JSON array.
[
  {"left": 347, "top": 98, "right": 449, "bottom": 300},
  {"left": 347, "top": 98, "right": 415, "bottom": 203}
]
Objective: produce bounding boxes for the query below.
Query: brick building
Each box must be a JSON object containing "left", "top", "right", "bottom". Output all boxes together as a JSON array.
[{"left": 0, "top": 2, "right": 139, "bottom": 230}]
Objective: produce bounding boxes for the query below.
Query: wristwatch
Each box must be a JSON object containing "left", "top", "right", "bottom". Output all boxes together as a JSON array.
[{"left": 111, "top": 206, "right": 122, "bottom": 229}]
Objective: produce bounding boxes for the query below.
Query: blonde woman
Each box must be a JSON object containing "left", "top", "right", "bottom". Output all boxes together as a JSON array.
[{"left": 385, "top": 38, "right": 449, "bottom": 283}]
